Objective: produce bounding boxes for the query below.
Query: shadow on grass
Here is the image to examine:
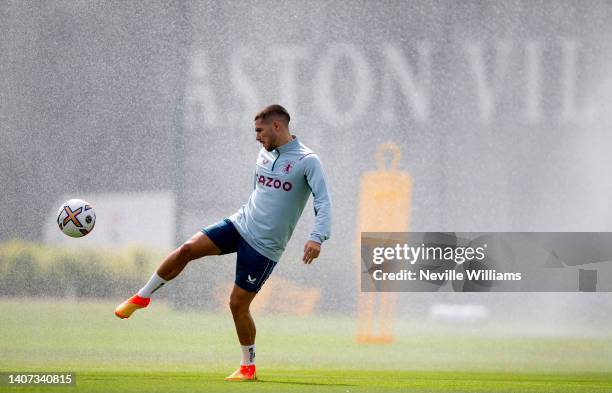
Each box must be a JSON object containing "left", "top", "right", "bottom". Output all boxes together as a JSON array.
[{"left": 257, "top": 379, "right": 356, "bottom": 387}]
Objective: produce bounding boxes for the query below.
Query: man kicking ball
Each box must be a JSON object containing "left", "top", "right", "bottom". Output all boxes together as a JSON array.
[{"left": 115, "top": 104, "right": 332, "bottom": 381}]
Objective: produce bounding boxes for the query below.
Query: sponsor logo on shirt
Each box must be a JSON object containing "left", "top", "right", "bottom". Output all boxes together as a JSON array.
[{"left": 257, "top": 175, "right": 293, "bottom": 191}]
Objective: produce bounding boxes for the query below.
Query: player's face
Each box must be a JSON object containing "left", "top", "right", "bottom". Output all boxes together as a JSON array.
[{"left": 255, "top": 118, "right": 277, "bottom": 151}]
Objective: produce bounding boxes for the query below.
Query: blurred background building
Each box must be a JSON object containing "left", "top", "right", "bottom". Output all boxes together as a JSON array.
[{"left": 2, "top": 0, "right": 612, "bottom": 324}]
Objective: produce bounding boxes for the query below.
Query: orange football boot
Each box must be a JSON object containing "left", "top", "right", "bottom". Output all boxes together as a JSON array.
[
  {"left": 114, "top": 294, "right": 150, "bottom": 319},
  {"left": 225, "top": 365, "right": 257, "bottom": 381}
]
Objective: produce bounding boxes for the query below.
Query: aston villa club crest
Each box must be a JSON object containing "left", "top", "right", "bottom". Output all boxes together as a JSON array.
[{"left": 282, "top": 160, "right": 295, "bottom": 174}]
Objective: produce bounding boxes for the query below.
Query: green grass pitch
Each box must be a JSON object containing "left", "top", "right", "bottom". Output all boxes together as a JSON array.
[{"left": 1, "top": 298, "right": 611, "bottom": 392}]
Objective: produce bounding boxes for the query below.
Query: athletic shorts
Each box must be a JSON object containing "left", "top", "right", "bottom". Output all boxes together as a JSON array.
[{"left": 202, "top": 219, "right": 277, "bottom": 293}]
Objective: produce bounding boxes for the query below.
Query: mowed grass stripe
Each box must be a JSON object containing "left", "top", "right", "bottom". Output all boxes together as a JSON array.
[
  {"left": 1, "top": 298, "right": 612, "bottom": 393},
  {"left": 1, "top": 371, "right": 611, "bottom": 393}
]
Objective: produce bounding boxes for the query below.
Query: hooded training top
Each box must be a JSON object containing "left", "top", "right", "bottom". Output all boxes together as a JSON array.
[{"left": 229, "top": 136, "right": 331, "bottom": 262}]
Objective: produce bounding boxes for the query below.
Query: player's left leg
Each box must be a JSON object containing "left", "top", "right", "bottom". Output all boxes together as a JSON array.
[
  {"left": 230, "top": 284, "right": 257, "bottom": 349},
  {"left": 225, "top": 239, "right": 277, "bottom": 381},
  {"left": 225, "top": 284, "right": 258, "bottom": 381}
]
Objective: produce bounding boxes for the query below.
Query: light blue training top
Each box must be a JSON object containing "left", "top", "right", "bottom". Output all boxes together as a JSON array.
[{"left": 229, "top": 136, "right": 332, "bottom": 262}]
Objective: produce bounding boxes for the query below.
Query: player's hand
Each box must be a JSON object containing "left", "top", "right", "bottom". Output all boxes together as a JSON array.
[{"left": 302, "top": 240, "right": 321, "bottom": 264}]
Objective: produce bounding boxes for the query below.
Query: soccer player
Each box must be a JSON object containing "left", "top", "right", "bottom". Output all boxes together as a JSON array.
[{"left": 115, "top": 104, "right": 331, "bottom": 381}]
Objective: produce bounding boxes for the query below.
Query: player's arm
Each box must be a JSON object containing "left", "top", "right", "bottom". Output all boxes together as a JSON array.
[{"left": 302, "top": 154, "right": 331, "bottom": 264}]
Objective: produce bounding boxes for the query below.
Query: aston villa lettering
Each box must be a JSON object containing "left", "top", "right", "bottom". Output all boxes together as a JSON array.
[{"left": 187, "top": 39, "right": 596, "bottom": 127}]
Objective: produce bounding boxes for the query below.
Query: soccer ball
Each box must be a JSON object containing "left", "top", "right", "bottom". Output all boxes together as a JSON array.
[{"left": 56, "top": 199, "right": 96, "bottom": 238}]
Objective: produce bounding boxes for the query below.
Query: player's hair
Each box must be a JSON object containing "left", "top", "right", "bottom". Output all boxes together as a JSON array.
[{"left": 254, "top": 104, "right": 291, "bottom": 124}]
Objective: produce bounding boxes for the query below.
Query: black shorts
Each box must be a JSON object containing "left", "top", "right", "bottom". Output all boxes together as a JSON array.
[{"left": 202, "top": 219, "right": 277, "bottom": 293}]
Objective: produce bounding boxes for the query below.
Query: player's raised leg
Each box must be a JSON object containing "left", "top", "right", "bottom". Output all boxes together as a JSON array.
[
  {"left": 225, "top": 284, "right": 258, "bottom": 381},
  {"left": 115, "top": 232, "right": 221, "bottom": 319}
]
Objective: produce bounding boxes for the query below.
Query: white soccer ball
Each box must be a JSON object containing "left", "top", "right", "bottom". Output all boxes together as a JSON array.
[{"left": 56, "top": 199, "right": 96, "bottom": 238}]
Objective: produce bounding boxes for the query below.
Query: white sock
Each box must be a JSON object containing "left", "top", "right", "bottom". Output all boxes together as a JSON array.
[
  {"left": 137, "top": 272, "right": 167, "bottom": 298},
  {"left": 241, "top": 344, "right": 256, "bottom": 366}
]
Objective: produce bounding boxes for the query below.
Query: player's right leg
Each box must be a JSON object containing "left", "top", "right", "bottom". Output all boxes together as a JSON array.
[
  {"left": 115, "top": 231, "right": 221, "bottom": 319},
  {"left": 155, "top": 231, "right": 222, "bottom": 281}
]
